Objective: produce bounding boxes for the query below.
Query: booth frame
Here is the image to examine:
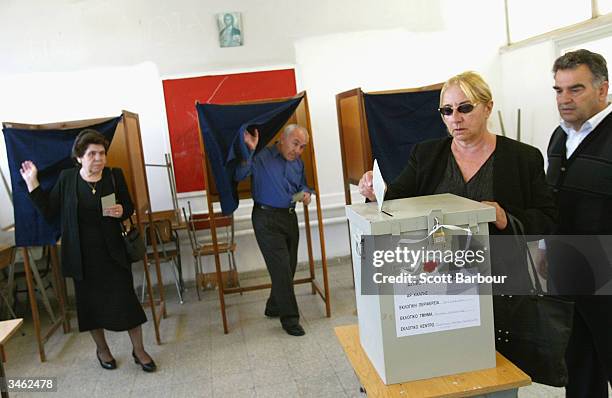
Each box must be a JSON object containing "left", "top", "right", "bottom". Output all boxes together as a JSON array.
[
  {"left": 335, "top": 83, "right": 444, "bottom": 284},
  {"left": 195, "top": 92, "right": 331, "bottom": 334},
  {"left": 2, "top": 110, "right": 166, "bottom": 360},
  {"left": 335, "top": 82, "right": 444, "bottom": 207}
]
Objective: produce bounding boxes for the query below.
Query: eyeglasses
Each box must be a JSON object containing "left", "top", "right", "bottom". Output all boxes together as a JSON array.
[{"left": 438, "top": 103, "right": 477, "bottom": 116}]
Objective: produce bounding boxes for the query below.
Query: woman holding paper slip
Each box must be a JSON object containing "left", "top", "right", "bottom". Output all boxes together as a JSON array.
[
  {"left": 20, "top": 129, "right": 155, "bottom": 372},
  {"left": 358, "top": 71, "right": 557, "bottom": 290}
]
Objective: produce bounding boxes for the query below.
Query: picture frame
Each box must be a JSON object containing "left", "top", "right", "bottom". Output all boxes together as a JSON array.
[{"left": 217, "top": 12, "right": 243, "bottom": 48}]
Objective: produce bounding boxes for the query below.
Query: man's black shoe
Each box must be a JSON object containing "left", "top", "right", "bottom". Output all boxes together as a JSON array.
[
  {"left": 264, "top": 308, "right": 279, "bottom": 317},
  {"left": 283, "top": 324, "right": 305, "bottom": 336}
]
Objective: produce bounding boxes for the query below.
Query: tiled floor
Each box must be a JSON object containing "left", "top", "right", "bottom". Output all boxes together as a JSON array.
[{"left": 2, "top": 259, "right": 597, "bottom": 397}]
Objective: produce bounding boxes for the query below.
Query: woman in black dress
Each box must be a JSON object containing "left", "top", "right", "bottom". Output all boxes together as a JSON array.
[{"left": 20, "top": 129, "right": 156, "bottom": 372}]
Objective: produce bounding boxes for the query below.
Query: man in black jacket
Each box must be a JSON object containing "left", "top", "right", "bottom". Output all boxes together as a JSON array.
[{"left": 546, "top": 49, "right": 612, "bottom": 397}]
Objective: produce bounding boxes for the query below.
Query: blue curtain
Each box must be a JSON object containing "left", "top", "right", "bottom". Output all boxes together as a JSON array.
[
  {"left": 3, "top": 116, "right": 122, "bottom": 247},
  {"left": 196, "top": 95, "right": 303, "bottom": 215},
  {"left": 364, "top": 90, "right": 448, "bottom": 182}
]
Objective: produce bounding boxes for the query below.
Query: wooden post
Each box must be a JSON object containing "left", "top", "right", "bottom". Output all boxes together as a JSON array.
[
  {"left": 48, "top": 246, "right": 70, "bottom": 334},
  {"left": 22, "top": 248, "right": 45, "bottom": 362},
  {"left": 196, "top": 105, "right": 229, "bottom": 334}
]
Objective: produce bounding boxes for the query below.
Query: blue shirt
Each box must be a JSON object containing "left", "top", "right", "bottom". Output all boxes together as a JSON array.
[{"left": 234, "top": 144, "right": 312, "bottom": 208}]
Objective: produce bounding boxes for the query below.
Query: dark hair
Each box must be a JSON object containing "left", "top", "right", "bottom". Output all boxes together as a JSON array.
[
  {"left": 553, "top": 49, "right": 608, "bottom": 86},
  {"left": 71, "top": 129, "right": 109, "bottom": 165}
]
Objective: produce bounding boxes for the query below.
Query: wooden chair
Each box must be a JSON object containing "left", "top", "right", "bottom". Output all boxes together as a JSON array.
[
  {"left": 143, "top": 219, "right": 184, "bottom": 304},
  {"left": 0, "top": 246, "right": 17, "bottom": 321},
  {"left": 182, "top": 202, "right": 239, "bottom": 300},
  {"left": 11, "top": 247, "right": 56, "bottom": 320}
]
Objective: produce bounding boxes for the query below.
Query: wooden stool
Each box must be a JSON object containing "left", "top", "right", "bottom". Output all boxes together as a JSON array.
[{"left": 334, "top": 324, "right": 531, "bottom": 397}]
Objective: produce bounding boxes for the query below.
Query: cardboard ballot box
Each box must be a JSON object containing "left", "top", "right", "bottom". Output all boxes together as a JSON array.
[{"left": 345, "top": 193, "right": 497, "bottom": 384}]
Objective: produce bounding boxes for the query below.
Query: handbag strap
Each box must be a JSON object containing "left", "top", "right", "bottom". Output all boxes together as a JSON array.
[
  {"left": 108, "top": 168, "right": 135, "bottom": 232},
  {"left": 109, "top": 167, "right": 116, "bottom": 193},
  {"left": 507, "top": 213, "right": 544, "bottom": 294}
]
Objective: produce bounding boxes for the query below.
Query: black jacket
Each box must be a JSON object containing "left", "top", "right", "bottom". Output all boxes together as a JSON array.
[
  {"left": 29, "top": 167, "right": 134, "bottom": 280},
  {"left": 547, "top": 111, "right": 612, "bottom": 234},
  {"left": 385, "top": 135, "right": 557, "bottom": 236}
]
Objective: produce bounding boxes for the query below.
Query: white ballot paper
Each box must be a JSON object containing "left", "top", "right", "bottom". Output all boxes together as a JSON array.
[
  {"left": 291, "top": 191, "right": 305, "bottom": 203},
  {"left": 372, "top": 159, "right": 386, "bottom": 213},
  {"left": 101, "top": 193, "right": 116, "bottom": 211}
]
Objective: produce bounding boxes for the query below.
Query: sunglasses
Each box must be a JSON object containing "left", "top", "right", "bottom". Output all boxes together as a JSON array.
[{"left": 438, "top": 103, "right": 477, "bottom": 116}]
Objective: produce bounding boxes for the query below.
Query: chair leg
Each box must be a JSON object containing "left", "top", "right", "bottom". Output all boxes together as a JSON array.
[
  {"left": 230, "top": 251, "right": 242, "bottom": 295},
  {"left": 0, "top": 290, "right": 16, "bottom": 319},
  {"left": 171, "top": 259, "right": 184, "bottom": 304},
  {"left": 140, "top": 263, "right": 147, "bottom": 303},
  {"left": 194, "top": 255, "right": 201, "bottom": 301},
  {"left": 177, "top": 254, "right": 185, "bottom": 293},
  {"left": 175, "top": 241, "right": 185, "bottom": 293}
]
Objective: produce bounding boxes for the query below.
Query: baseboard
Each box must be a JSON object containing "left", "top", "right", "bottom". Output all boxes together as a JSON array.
[
  {"left": 228, "top": 255, "right": 351, "bottom": 281},
  {"left": 177, "top": 255, "right": 351, "bottom": 291}
]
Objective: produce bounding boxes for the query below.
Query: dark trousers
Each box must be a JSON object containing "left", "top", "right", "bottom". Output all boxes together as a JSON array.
[
  {"left": 565, "top": 297, "right": 612, "bottom": 398},
  {"left": 252, "top": 207, "right": 300, "bottom": 327},
  {"left": 547, "top": 240, "right": 612, "bottom": 396}
]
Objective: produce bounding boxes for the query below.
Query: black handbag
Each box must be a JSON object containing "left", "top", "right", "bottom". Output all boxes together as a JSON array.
[
  {"left": 109, "top": 168, "right": 145, "bottom": 263},
  {"left": 493, "top": 214, "right": 574, "bottom": 387},
  {"left": 120, "top": 217, "right": 145, "bottom": 263}
]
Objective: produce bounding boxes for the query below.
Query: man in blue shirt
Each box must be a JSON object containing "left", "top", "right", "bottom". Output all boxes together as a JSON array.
[{"left": 235, "top": 124, "right": 312, "bottom": 336}]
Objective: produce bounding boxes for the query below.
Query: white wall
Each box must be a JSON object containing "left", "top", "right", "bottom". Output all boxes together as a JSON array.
[
  {"left": 0, "top": 0, "right": 443, "bottom": 77},
  {"left": 498, "top": 42, "right": 559, "bottom": 154}
]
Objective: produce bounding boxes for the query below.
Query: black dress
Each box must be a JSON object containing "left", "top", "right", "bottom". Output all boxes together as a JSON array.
[
  {"left": 433, "top": 152, "right": 495, "bottom": 200},
  {"left": 73, "top": 173, "right": 146, "bottom": 332}
]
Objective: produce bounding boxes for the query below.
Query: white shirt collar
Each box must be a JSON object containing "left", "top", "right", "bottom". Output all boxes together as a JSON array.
[{"left": 560, "top": 102, "right": 612, "bottom": 135}]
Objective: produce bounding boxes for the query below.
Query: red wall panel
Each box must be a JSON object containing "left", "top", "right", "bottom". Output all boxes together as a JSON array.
[{"left": 162, "top": 69, "right": 297, "bottom": 193}]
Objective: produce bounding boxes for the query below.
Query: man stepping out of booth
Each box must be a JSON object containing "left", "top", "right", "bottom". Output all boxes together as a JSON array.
[{"left": 235, "top": 124, "right": 313, "bottom": 336}]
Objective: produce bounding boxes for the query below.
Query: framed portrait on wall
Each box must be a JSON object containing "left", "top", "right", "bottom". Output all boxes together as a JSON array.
[{"left": 217, "top": 12, "right": 243, "bottom": 48}]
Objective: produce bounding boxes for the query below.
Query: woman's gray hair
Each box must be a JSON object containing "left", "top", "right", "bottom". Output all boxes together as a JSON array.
[
  {"left": 553, "top": 49, "right": 608, "bottom": 86},
  {"left": 282, "top": 124, "right": 309, "bottom": 141}
]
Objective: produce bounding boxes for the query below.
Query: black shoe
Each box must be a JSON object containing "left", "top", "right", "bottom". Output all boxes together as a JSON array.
[
  {"left": 132, "top": 351, "right": 157, "bottom": 372},
  {"left": 264, "top": 308, "right": 279, "bottom": 318},
  {"left": 96, "top": 350, "right": 117, "bottom": 370},
  {"left": 282, "top": 324, "right": 305, "bottom": 336}
]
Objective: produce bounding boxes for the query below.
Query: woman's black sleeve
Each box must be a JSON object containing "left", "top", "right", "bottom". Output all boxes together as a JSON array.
[
  {"left": 28, "top": 171, "right": 63, "bottom": 221},
  {"left": 384, "top": 145, "right": 419, "bottom": 200}
]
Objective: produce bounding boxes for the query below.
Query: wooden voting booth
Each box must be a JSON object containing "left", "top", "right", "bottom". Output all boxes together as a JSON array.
[
  {"left": 335, "top": 83, "right": 445, "bottom": 281},
  {"left": 196, "top": 92, "right": 331, "bottom": 334},
  {"left": 335, "top": 83, "right": 444, "bottom": 206},
  {"left": 2, "top": 110, "right": 166, "bottom": 360}
]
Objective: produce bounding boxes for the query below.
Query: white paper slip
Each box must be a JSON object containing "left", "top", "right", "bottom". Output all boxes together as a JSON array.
[
  {"left": 372, "top": 159, "right": 386, "bottom": 213},
  {"left": 291, "top": 191, "right": 305, "bottom": 203},
  {"left": 101, "top": 193, "right": 116, "bottom": 210}
]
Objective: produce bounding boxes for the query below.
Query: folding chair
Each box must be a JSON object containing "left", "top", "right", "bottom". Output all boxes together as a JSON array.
[
  {"left": 142, "top": 219, "right": 184, "bottom": 304},
  {"left": 182, "top": 202, "right": 239, "bottom": 300}
]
